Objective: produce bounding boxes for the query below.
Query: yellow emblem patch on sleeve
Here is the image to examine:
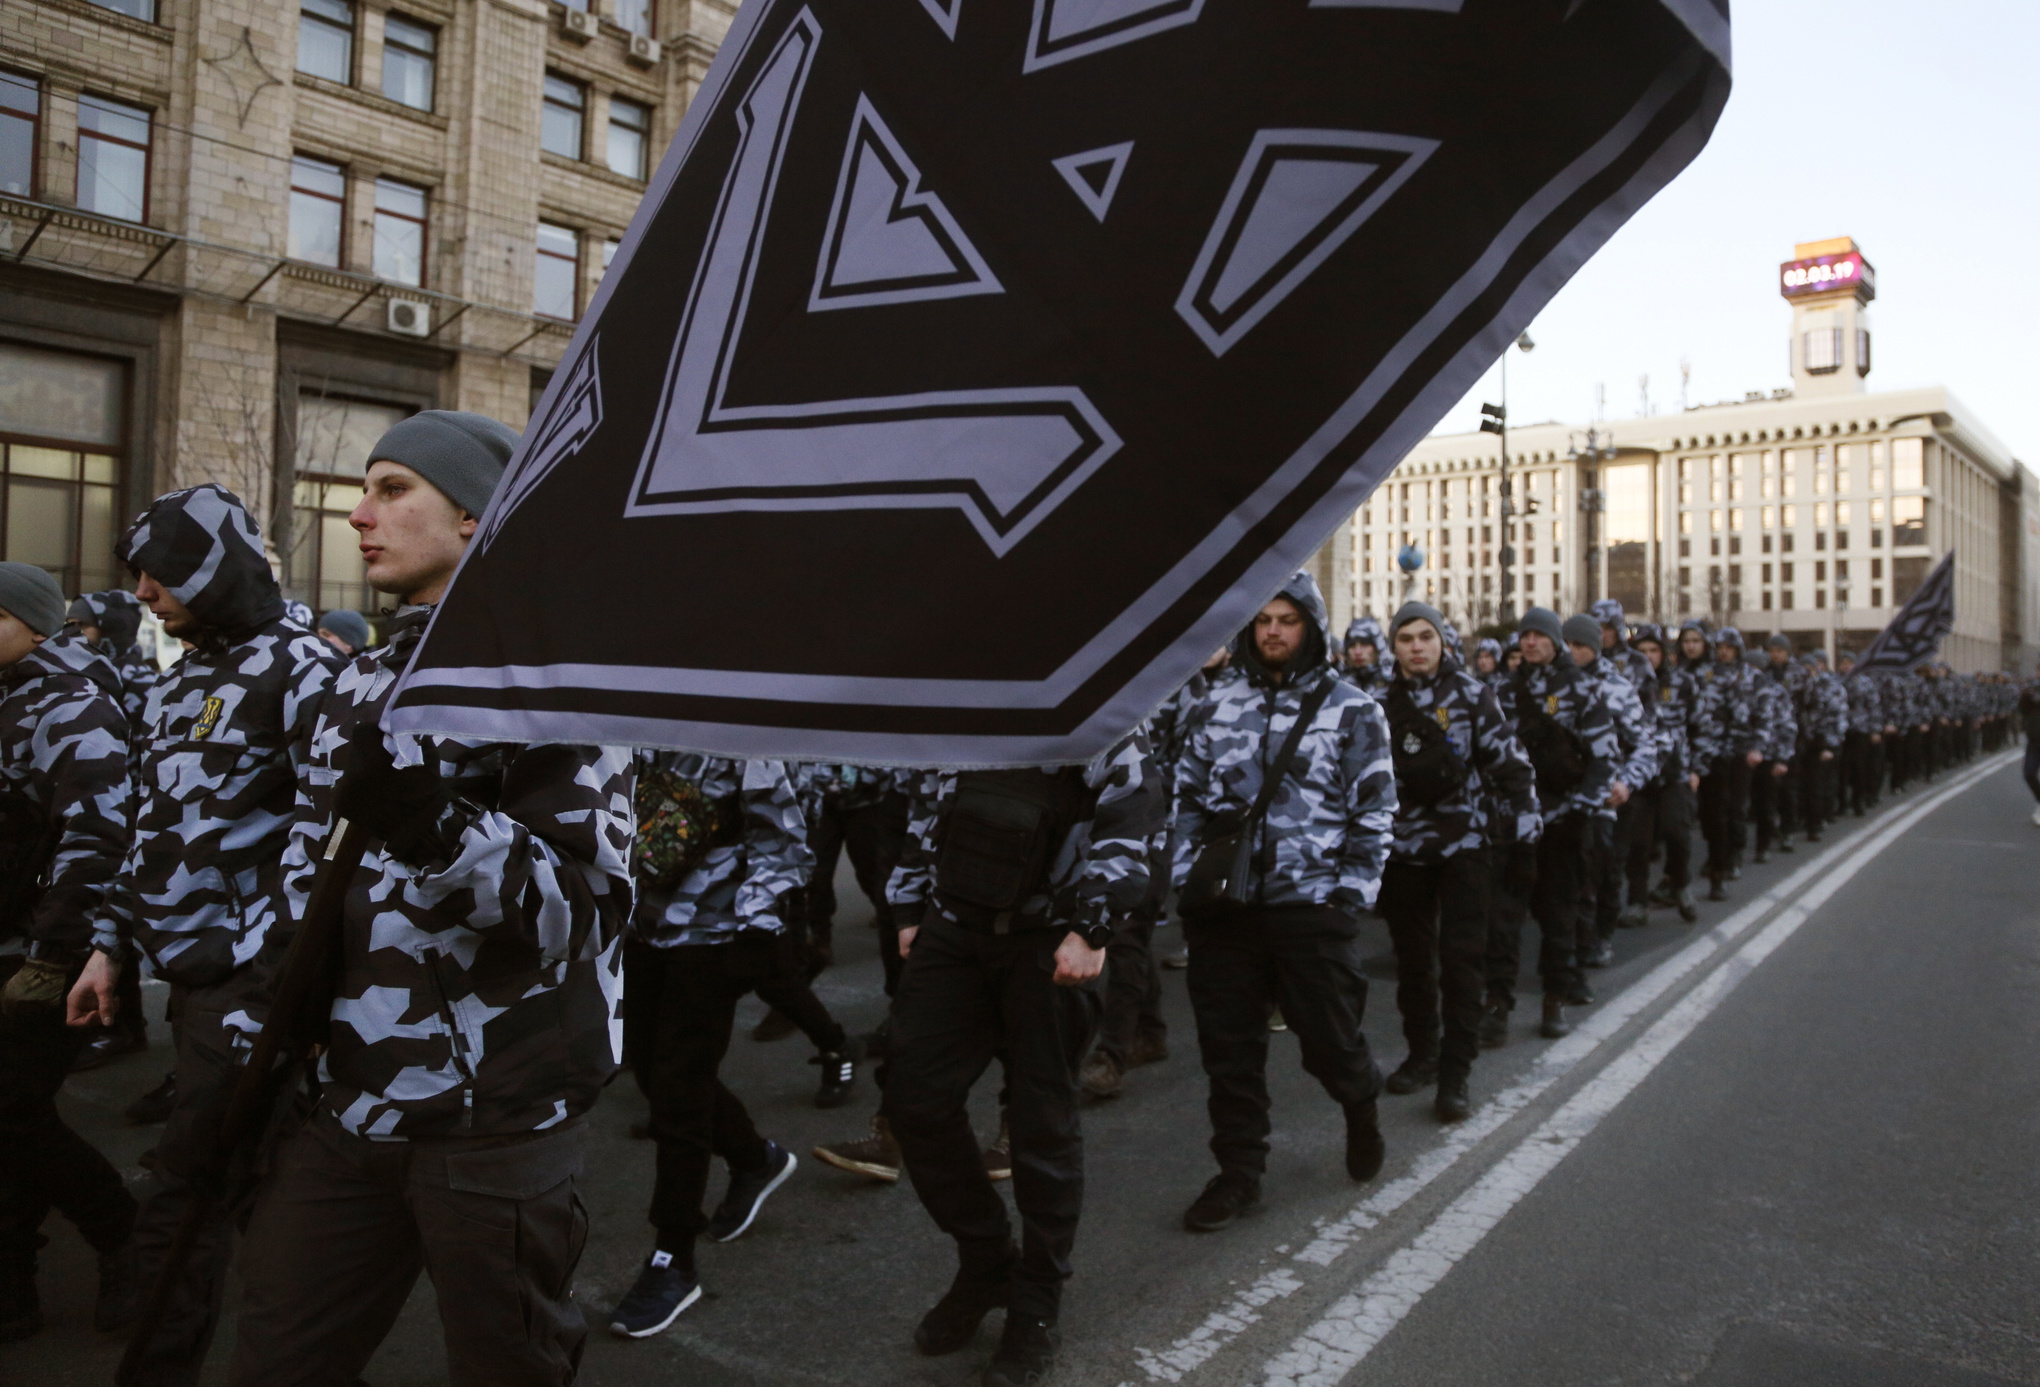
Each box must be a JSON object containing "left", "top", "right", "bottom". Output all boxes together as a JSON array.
[
  {"left": 1434, "top": 707, "right": 1452, "bottom": 731},
  {"left": 193, "top": 696, "right": 224, "bottom": 741},
  {"left": 1545, "top": 694, "right": 1560, "bottom": 717}
]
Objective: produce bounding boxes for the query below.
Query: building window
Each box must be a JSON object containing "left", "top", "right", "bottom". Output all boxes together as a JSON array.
[
  {"left": 1891, "top": 496, "right": 1925, "bottom": 546},
  {"left": 292, "top": 394, "right": 409, "bottom": 614},
  {"left": 372, "top": 177, "right": 427, "bottom": 286},
  {"left": 1, "top": 71, "right": 37, "bottom": 197},
  {"left": 76, "top": 95, "right": 151, "bottom": 222},
  {"left": 542, "top": 74, "right": 585, "bottom": 160},
  {"left": 613, "top": 0, "right": 654, "bottom": 36},
  {"left": 288, "top": 154, "right": 346, "bottom": 266},
  {"left": 607, "top": 96, "right": 649, "bottom": 179},
  {"left": 299, "top": 0, "right": 355, "bottom": 84},
  {"left": 1871, "top": 587, "right": 1883, "bottom": 606},
  {"left": 1781, "top": 589, "right": 1794, "bottom": 610},
  {"left": 89, "top": 0, "right": 159, "bottom": 16},
  {"left": 0, "top": 342, "right": 125, "bottom": 596},
  {"left": 534, "top": 220, "right": 578, "bottom": 319},
  {"left": 1891, "top": 437, "right": 1925, "bottom": 489},
  {"left": 382, "top": 14, "right": 436, "bottom": 111},
  {"left": 1856, "top": 327, "right": 1871, "bottom": 377},
  {"left": 1804, "top": 327, "right": 1842, "bottom": 375}
]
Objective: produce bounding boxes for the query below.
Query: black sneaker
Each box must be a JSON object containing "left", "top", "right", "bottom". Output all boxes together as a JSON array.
[
  {"left": 1383, "top": 1055, "right": 1438, "bottom": 1095},
  {"left": 1182, "top": 1171, "right": 1261, "bottom": 1232},
  {"left": 914, "top": 1246, "right": 1014, "bottom": 1356},
  {"left": 811, "top": 1041, "right": 862, "bottom": 1109},
  {"left": 707, "top": 1142, "right": 796, "bottom": 1243},
  {"left": 609, "top": 1251, "right": 701, "bottom": 1339},
  {"left": 984, "top": 1314, "right": 1060, "bottom": 1387},
  {"left": 124, "top": 1072, "right": 176, "bottom": 1125},
  {"left": 70, "top": 1027, "right": 146, "bottom": 1073},
  {"left": 1344, "top": 1100, "right": 1385, "bottom": 1181}
]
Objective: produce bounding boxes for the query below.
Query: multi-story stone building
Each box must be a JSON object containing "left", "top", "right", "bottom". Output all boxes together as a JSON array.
[
  {"left": 1, "top": 0, "right": 730, "bottom": 612},
  {"left": 1327, "top": 238, "right": 2040, "bottom": 672}
]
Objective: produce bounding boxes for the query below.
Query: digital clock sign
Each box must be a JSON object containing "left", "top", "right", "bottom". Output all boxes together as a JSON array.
[{"left": 1780, "top": 250, "right": 1875, "bottom": 302}]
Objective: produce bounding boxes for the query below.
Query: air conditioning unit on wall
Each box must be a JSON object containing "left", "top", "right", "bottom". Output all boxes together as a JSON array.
[
  {"left": 560, "top": 8, "right": 596, "bottom": 42},
  {"left": 387, "top": 298, "right": 431, "bottom": 337},
  {"left": 627, "top": 33, "right": 661, "bottom": 65}
]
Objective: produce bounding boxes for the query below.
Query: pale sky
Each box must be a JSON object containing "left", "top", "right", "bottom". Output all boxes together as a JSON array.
[{"left": 1432, "top": 0, "right": 2040, "bottom": 467}]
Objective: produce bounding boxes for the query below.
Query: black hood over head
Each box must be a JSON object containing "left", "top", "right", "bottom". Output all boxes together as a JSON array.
[
  {"left": 1236, "top": 570, "right": 1331, "bottom": 688},
  {"left": 73, "top": 589, "right": 145, "bottom": 656},
  {"left": 115, "top": 484, "right": 283, "bottom": 639}
]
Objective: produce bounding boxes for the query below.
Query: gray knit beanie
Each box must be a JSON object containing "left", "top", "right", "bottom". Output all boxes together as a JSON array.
[
  {"left": 1517, "top": 606, "right": 1564, "bottom": 645},
  {"left": 366, "top": 410, "right": 519, "bottom": 518},
  {"left": 1561, "top": 614, "right": 1603, "bottom": 650},
  {"left": 317, "top": 609, "right": 372, "bottom": 652},
  {"left": 1389, "top": 600, "right": 1447, "bottom": 640},
  {"left": 0, "top": 562, "right": 68, "bottom": 637}
]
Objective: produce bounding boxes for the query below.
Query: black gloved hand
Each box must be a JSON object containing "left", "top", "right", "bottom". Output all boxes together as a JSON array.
[{"left": 334, "top": 724, "right": 453, "bottom": 867}]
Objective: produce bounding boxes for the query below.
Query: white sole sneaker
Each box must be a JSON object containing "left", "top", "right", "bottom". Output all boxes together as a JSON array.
[
  {"left": 712, "top": 1149, "right": 798, "bottom": 1243},
  {"left": 610, "top": 1281, "right": 702, "bottom": 1339}
]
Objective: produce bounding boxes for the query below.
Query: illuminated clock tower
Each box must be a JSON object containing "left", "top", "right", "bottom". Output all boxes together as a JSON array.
[{"left": 1781, "top": 236, "right": 1875, "bottom": 398}]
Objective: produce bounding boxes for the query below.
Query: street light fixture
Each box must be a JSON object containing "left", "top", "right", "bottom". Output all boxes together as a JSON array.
[{"left": 1491, "top": 330, "right": 1536, "bottom": 623}]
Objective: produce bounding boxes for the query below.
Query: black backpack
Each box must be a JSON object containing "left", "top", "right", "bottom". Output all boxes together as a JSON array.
[
  {"left": 1385, "top": 683, "right": 1469, "bottom": 810},
  {"left": 1512, "top": 670, "right": 1589, "bottom": 800},
  {"left": 934, "top": 768, "right": 1093, "bottom": 923}
]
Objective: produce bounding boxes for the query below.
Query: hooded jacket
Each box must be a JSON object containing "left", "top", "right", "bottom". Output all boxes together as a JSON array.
[
  {"left": 890, "top": 729, "right": 1163, "bottom": 934},
  {"left": 1799, "top": 663, "right": 1848, "bottom": 751},
  {"left": 257, "top": 605, "right": 634, "bottom": 1139},
  {"left": 72, "top": 589, "right": 158, "bottom": 736},
  {"left": 115, "top": 486, "right": 343, "bottom": 988},
  {"left": 634, "top": 753, "right": 810, "bottom": 947},
  {"left": 1496, "top": 653, "right": 1620, "bottom": 821},
  {"left": 1587, "top": 653, "right": 1662, "bottom": 791},
  {"left": 1692, "top": 630, "right": 1768, "bottom": 762},
  {"left": 1341, "top": 616, "right": 1390, "bottom": 695},
  {"left": 1174, "top": 572, "right": 1397, "bottom": 912},
  {"left": 0, "top": 632, "right": 131, "bottom": 958},
  {"left": 1382, "top": 650, "right": 1537, "bottom": 862}
]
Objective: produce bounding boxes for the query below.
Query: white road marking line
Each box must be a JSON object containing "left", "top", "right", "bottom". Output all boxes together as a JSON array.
[
  {"left": 1132, "top": 775, "right": 1916, "bottom": 1384},
  {"left": 1257, "top": 751, "right": 2016, "bottom": 1387}
]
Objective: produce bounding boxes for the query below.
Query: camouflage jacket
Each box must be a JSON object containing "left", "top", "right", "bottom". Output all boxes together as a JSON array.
[
  {"left": 1608, "top": 645, "right": 1657, "bottom": 703},
  {"left": 1692, "top": 658, "right": 1766, "bottom": 761},
  {"left": 266, "top": 607, "right": 634, "bottom": 1139},
  {"left": 636, "top": 753, "right": 810, "bottom": 948},
  {"left": 1842, "top": 672, "right": 1883, "bottom": 735},
  {"left": 1174, "top": 664, "right": 1397, "bottom": 911},
  {"left": 1590, "top": 655, "right": 1661, "bottom": 791},
  {"left": 0, "top": 633, "right": 131, "bottom": 958},
  {"left": 1382, "top": 663, "right": 1537, "bottom": 861},
  {"left": 1800, "top": 671, "right": 1848, "bottom": 750},
  {"left": 1644, "top": 661, "right": 1704, "bottom": 780},
  {"left": 1754, "top": 669, "right": 1799, "bottom": 762},
  {"left": 891, "top": 729, "right": 1163, "bottom": 932},
  {"left": 112, "top": 650, "right": 159, "bottom": 743},
  {"left": 124, "top": 618, "right": 341, "bottom": 986},
  {"left": 1497, "top": 658, "right": 1620, "bottom": 821}
]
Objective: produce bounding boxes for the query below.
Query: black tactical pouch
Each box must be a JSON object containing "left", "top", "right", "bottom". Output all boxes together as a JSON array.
[
  {"left": 1386, "top": 685, "right": 1468, "bottom": 810},
  {"left": 1179, "top": 680, "right": 1332, "bottom": 921},
  {"left": 1512, "top": 675, "right": 1588, "bottom": 800},
  {"left": 935, "top": 769, "right": 1085, "bottom": 916}
]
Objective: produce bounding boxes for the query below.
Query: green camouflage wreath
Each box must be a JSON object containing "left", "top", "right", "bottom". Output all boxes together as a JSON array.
[{"left": 634, "top": 768, "right": 738, "bottom": 890}]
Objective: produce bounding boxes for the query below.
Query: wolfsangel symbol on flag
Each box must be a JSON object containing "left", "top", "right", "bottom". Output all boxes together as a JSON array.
[
  {"left": 1847, "top": 550, "right": 1957, "bottom": 678},
  {"left": 387, "top": 0, "right": 1732, "bottom": 765}
]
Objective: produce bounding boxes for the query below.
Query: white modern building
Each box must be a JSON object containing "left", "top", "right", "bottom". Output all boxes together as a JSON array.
[{"left": 1317, "top": 238, "right": 2040, "bottom": 672}]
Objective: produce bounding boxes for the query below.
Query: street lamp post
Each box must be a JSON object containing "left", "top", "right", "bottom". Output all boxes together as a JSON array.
[
  {"left": 1833, "top": 575, "right": 1852, "bottom": 662},
  {"left": 1483, "top": 331, "right": 1536, "bottom": 624},
  {"left": 1568, "top": 426, "right": 1615, "bottom": 609}
]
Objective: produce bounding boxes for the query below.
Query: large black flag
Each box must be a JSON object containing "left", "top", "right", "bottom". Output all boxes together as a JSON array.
[
  {"left": 389, "top": 0, "right": 1731, "bottom": 764},
  {"left": 1849, "top": 550, "right": 1957, "bottom": 677}
]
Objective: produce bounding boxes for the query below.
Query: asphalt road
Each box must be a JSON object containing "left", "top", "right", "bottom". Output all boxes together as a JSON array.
[{"left": 9, "top": 749, "right": 2037, "bottom": 1387}]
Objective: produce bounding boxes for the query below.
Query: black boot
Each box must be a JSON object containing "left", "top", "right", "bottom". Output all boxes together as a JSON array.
[
  {"left": 1477, "top": 998, "right": 1510, "bottom": 1050},
  {"left": 1383, "top": 1054, "right": 1438, "bottom": 1095},
  {"left": 914, "top": 1243, "right": 1015, "bottom": 1355},
  {"left": 984, "top": 1314, "right": 1060, "bottom": 1387},
  {"left": 1676, "top": 885, "right": 1699, "bottom": 923},
  {"left": 1433, "top": 1073, "right": 1471, "bottom": 1123},
  {"left": 1540, "top": 993, "right": 1572, "bottom": 1039},
  {"left": 1344, "top": 1100, "right": 1385, "bottom": 1181}
]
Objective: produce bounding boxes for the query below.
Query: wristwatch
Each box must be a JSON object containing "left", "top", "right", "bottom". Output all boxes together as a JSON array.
[{"left": 1075, "top": 919, "right": 1116, "bottom": 951}]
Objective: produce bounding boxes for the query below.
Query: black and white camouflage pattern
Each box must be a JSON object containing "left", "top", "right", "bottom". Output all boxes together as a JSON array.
[
  {"left": 0, "top": 632, "right": 131, "bottom": 958},
  {"left": 636, "top": 752, "right": 810, "bottom": 948},
  {"left": 260, "top": 606, "right": 635, "bottom": 1139}
]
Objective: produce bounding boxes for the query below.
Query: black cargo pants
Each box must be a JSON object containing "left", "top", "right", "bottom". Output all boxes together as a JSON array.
[
  {"left": 1380, "top": 849, "right": 1492, "bottom": 1080},
  {"left": 1184, "top": 904, "right": 1381, "bottom": 1181},
  {"left": 883, "top": 919, "right": 1100, "bottom": 1321}
]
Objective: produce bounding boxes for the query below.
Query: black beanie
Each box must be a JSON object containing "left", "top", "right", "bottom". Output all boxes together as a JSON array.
[{"left": 367, "top": 411, "right": 519, "bottom": 518}]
